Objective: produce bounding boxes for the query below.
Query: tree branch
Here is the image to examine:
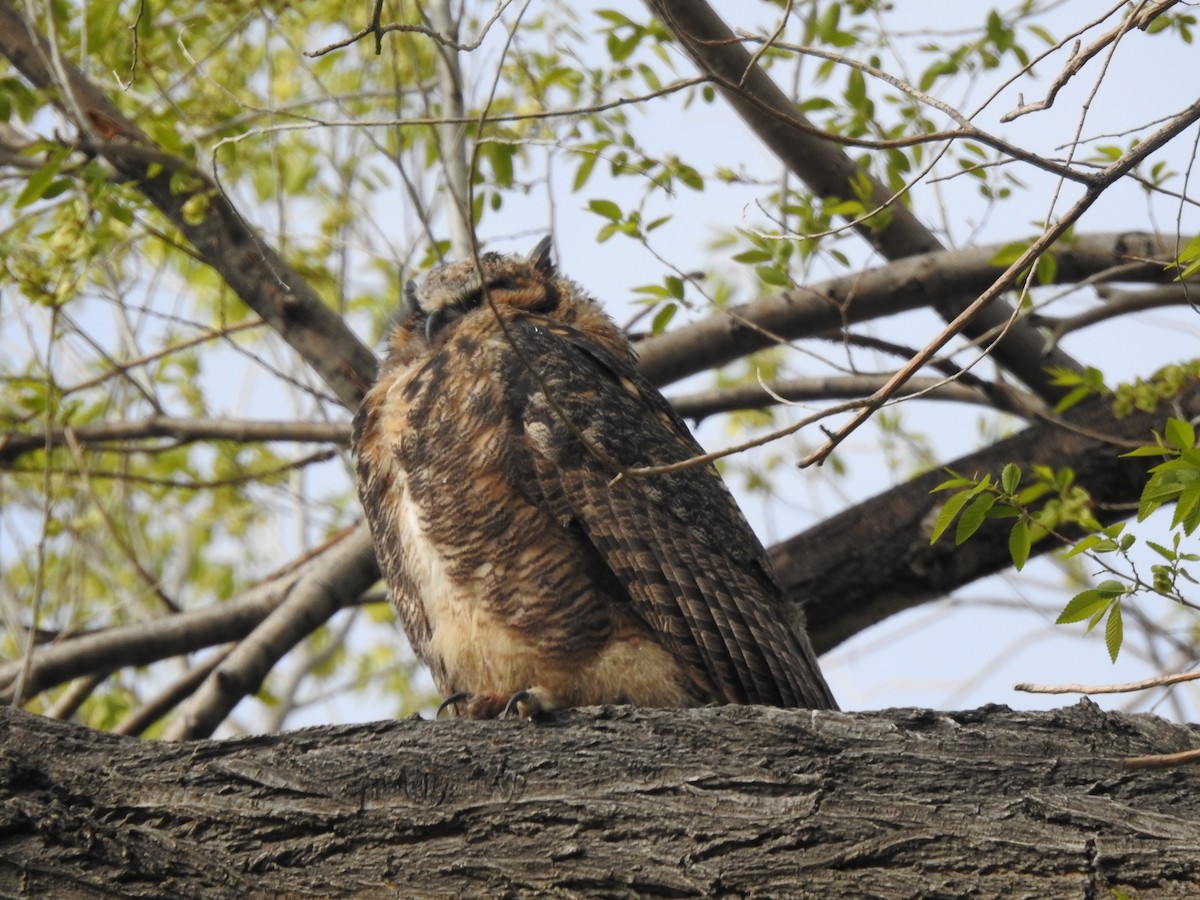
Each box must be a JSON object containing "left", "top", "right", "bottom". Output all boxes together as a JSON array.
[
  {"left": 0, "top": 417, "right": 351, "bottom": 464},
  {"left": 164, "top": 526, "right": 379, "bottom": 740},
  {"left": 0, "top": 526, "right": 371, "bottom": 704},
  {"left": 668, "top": 374, "right": 990, "bottom": 422},
  {"left": 636, "top": 232, "right": 1184, "bottom": 388},
  {"left": 4, "top": 702, "right": 1200, "bottom": 895}
]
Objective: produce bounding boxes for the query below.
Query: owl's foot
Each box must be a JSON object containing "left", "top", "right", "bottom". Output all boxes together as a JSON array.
[{"left": 435, "top": 688, "right": 554, "bottom": 720}]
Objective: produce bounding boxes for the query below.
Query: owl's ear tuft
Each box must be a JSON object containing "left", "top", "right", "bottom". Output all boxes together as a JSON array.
[{"left": 529, "top": 236, "right": 555, "bottom": 276}]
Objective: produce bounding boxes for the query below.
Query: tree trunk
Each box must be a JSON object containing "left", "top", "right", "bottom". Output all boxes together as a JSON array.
[{"left": 3, "top": 703, "right": 1199, "bottom": 897}]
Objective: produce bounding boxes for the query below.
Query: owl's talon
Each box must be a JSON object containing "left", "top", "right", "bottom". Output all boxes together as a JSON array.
[
  {"left": 501, "top": 688, "right": 553, "bottom": 720},
  {"left": 501, "top": 690, "right": 531, "bottom": 718},
  {"left": 437, "top": 691, "right": 472, "bottom": 718}
]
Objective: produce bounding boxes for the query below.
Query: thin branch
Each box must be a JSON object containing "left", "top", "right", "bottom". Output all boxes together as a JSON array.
[
  {"left": 643, "top": 0, "right": 1085, "bottom": 401},
  {"left": 10, "top": 449, "right": 338, "bottom": 491},
  {"left": 305, "top": 0, "right": 513, "bottom": 58},
  {"left": 1040, "top": 284, "right": 1200, "bottom": 348},
  {"left": 0, "top": 546, "right": 312, "bottom": 704},
  {"left": 1123, "top": 747, "right": 1200, "bottom": 770},
  {"left": 635, "top": 232, "right": 1185, "bottom": 389},
  {"left": 428, "top": 0, "right": 472, "bottom": 257},
  {"left": 58, "top": 319, "right": 266, "bottom": 399},
  {"left": 63, "top": 429, "right": 181, "bottom": 615},
  {"left": 1003, "top": 0, "right": 1182, "bottom": 122},
  {"left": 207, "top": 77, "right": 710, "bottom": 152},
  {"left": 0, "top": 0, "right": 378, "bottom": 410},
  {"left": 735, "top": 33, "right": 1095, "bottom": 186},
  {"left": 45, "top": 671, "right": 111, "bottom": 720},
  {"left": 0, "top": 417, "right": 351, "bottom": 464},
  {"left": 1015, "top": 669, "right": 1200, "bottom": 695}
]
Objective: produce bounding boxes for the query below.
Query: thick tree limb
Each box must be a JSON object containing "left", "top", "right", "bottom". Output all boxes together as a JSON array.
[
  {"left": 784, "top": 379, "right": 1200, "bottom": 654},
  {"left": 636, "top": 231, "right": 1181, "bottom": 388},
  {"left": 669, "top": 374, "right": 990, "bottom": 421},
  {"left": 3, "top": 702, "right": 1200, "bottom": 896},
  {"left": 643, "top": 0, "right": 1082, "bottom": 399}
]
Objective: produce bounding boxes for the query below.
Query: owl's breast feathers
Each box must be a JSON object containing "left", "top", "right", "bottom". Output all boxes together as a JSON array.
[
  {"left": 353, "top": 311, "right": 701, "bottom": 709},
  {"left": 353, "top": 258, "right": 837, "bottom": 714}
]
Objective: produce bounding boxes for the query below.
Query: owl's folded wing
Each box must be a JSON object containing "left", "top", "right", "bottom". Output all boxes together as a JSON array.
[{"left": 502, "top": 317, "right": 837, "bottom": 710}]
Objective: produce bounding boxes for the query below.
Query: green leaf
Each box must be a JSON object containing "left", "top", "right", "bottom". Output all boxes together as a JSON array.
[
  {"left": 650, "top": 302, "right": 677, "bottom": 334},
  {"left": 931, "top": 489, "right": 974, "bottom": 544},
  {"left": 1000, "top": 463, "right": 1021, "bottom": 495},
  {"left": 587, "top": 198, "right": 622, "bottom": 221},
  {"left": 1056, "top": 589, "right": 1113, "bottom": 624},
  {"left": 1105, "top": 602, "right": 1123, "bottom": 662},
  {"left": 1009, "top": 520, "right": 1031, "bottom": 570},
  {"left": 1063, "top": 533, "right": 1106, "bottom": 559},
  {"left": 489, "top": 145, "right": 514, "bottom": 189},
  {"left": 733, "top": 248, "right": 773, "bottom": 264},
  {"left": 1121, "top": 445, "right": 1171, "bottom": 458},
  {"left": 1174, "top": 478, "right": 1200, "bottom": 534},
  {"left": 1146, "top": 540, "right": 1176, "bottom": 561},
  {"left": 15, "top": 145, "right": 71, "bottom": 209},
  {"left": 755, "top": 265, "right": 791, "bottom": 287},
  {"left": 572, "top": 154, "right": 598, "bottom": 191},
  {"left": 931, "top": 473, "right": 976, "bottom": 493},
  {"left": 990, "top": 240, "right": 1027, "bottom": 268},
  {"left": 1165, "top": 416, "right": 1196, "bottom": 450},
  {"left": 955, "top": 493, "right": 996, "bottom": 544}
]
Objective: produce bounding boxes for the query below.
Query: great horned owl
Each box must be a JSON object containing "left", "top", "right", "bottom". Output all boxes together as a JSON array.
[{"left": 352, "top": 238, "right": 837, "bottom": 717}]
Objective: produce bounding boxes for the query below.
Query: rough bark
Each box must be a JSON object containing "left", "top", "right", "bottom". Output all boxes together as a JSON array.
[{"left": 3, "top": 702, "right": 1200, "bottom": 897}]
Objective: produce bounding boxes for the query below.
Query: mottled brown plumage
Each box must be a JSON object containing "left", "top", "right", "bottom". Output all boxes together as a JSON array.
[{"left": 351, "top": 238, "right": 837, "bottom": 716}]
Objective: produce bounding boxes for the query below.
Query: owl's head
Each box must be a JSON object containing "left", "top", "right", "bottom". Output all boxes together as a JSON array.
[{"left": 385, "top": 237, "right": 567, "bottom": 362}]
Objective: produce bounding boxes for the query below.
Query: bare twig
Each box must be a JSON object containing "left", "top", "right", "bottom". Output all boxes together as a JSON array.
[
  {"left": 58, "top": 319, "right": 265, "bottom": 399},
  {"left": 0, "top": 553, "right": 310, "bottom": 704},
  {"left": 1040, "top": 284, "right": 1200, "bottom": 348},
  {"left": 0, "top": 0, "right": 378, "bottom": 410},
  {"left": 735, "top": 33, "right": 1095, "bottom": 186},
  {"left": 1003, "top": 0, "right": 1182, "bottom": 122},
  {"left": 1123, "top": 747, "right": 1200, "bottom": 770},
  {"left": 636, "top": 232, "right": 1183, "bottom": 389},
  {"left": 305, "top": 0, "right": 513, "bottom": 58},
  {"left": 796, "top": 96, "right": 1200, "bottom": 468},
  {"left": 644, "top": 0, "right": 1085, "bottom": 401},
  {"left": 45, "top": 671, "right": 111, "bottom": 720},
  {"left": 62, "top": 427, "right": 180, "bottom": 615},
  {"left": 1015, "top": 670, "right": 1200, "bottom": 695}
]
